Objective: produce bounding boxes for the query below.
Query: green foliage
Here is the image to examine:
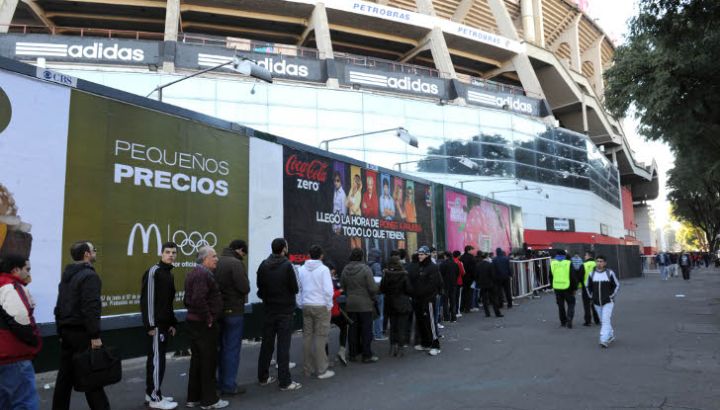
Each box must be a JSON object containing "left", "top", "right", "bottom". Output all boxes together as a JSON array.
[
  {"left": 605, "top": 0, "right": 720, "bottom": 250},
  {"left": 604, "top": 0, "right": 720, "bottom": 155}
]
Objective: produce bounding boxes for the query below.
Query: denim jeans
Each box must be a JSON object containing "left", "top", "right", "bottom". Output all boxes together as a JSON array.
[
  {"left": 373, "top": 294, "right": 385, "bottom": 338},
  {"left": 0, "top": 360, "right": 39, "bottom": 410},
  {"left": 218, "top": 314, "right": 244, "bottom": 393}
]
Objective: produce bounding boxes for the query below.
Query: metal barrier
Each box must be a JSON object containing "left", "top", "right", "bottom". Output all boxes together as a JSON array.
[
  {"left": 510, "top": 257, "right": 552, "bottom": 298},
  {"left": 641, "top": 255, "right": 658, "bottom": 274}
]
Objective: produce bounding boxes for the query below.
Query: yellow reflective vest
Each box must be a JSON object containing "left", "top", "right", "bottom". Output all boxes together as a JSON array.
[
  {"left": 582, "top": 260, "right": 596, "bottom": 287},
  {"left": 551, "top": 259, "right": 571, "bottom": 290}
]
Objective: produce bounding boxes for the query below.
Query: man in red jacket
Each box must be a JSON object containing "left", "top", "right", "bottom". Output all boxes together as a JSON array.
[
  {"left": 0, "top": 254, "right": 42, "bottom": 410},
  {"left": 183, "top": 246, "right": 226, "bottom": 409}
]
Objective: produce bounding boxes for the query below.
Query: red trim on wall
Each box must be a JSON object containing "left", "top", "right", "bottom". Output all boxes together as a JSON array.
[
  {"left": 524, "top": 229, "right": 628, "bottom": 248},
  {"left": 643, "top": 246, "right": 657, "bottom": 255}
]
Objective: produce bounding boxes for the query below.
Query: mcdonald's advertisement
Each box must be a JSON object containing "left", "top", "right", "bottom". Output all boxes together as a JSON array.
[
  {"left": 62, "top": 92, "right": 249, "bottom": 316},
  {"left": 0, "top": 69, "right": 248, "bottom": 322},
  {"left": 283, "top": 147, "right": 433, "bottom": 271}
]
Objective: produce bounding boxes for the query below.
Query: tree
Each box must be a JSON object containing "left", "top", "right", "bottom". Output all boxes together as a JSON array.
[
  {"left": 604, "top": 0, "right": 720, "bottom": 156},
  {"left": 666, "top": 151, "right": 720, "bottom": 252}
]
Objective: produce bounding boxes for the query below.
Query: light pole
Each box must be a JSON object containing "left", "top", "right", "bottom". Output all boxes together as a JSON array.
[
  {"left": 318, "top": 127, "right": 418, "bottom": 151},
  {"left": 146, "top": 56, "right": 273, "bottom": 102}
]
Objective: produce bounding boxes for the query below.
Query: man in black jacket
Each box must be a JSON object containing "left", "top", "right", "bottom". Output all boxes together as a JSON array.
[
  {"left": 476, "top": 253, "right": 503, "bottom": 318},
  {"left": 408, "top": 246, "right": 443, "bottom": 356},
  {"left": 256, "top": 238, "right": 301, "bottom": 391},
  {"left": 141, "top": 241, "right": 179, "bottom": 409},
  {"left": 493, "top": 248, "right": 513, "bottom": 309},
  {"left": 459, "top": 246, "right": 476, "bottom": 313},
  {"left": 216, "top": 239, "right": 250, "bottom": 396},
  {"left": 438, "top": 251, "right": 458, "bottom": 322},
  {"left": 52, "top": 240, "right": 109, "bottom": 410}
]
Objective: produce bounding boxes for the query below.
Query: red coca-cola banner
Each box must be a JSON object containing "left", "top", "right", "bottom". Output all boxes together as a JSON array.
[{"left": 285, "top": 154, "right": 329, "bottom": 183}]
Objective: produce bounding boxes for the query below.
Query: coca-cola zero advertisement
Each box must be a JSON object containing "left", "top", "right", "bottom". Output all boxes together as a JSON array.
[{"left": 284, "top": 147, "right": 433, "bottom": 269}]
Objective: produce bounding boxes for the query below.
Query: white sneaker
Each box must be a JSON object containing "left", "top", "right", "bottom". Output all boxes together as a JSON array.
[
  {"left": 272, "top": 360, "right": 296, "bottom": 369},
  {"left": 186, "top": 402, "right": 200, "bottom": 408},
  {"left": 280, "top": 381, "right": 302, "bottom": 391},
  {"left": 470, "top": 308, "right": 480, "bottom": 312},
  {"left": 437, "top": 323, "right": 445, "bottom": 329},
  {"left": 317, "top": 370, "right": 335, "bottom": 379},
  {"left": 413, "top": 345, "right": 424, "bottom": 351},
  {"left": 428, "top": 348, "right": 441, "bottom": 356},
  {"left": 146, "top": 395, "right": 175, "bottom": 403},
  {"left": 149, "top": 400, "right": 178, "bottom": 409},
  {"left": 200, "top": 399, "right": 229, "bottom": 409},
  {"left": 456, "top": 313, "right": 463, "bottom": 318}
]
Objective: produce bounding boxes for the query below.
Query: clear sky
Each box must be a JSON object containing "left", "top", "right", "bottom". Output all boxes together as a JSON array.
[{"left": 586, "top": 0, "right": 675, "bottom": 230}]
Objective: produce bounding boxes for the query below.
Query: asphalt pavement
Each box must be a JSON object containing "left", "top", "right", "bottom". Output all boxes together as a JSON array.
[{"left": 36, "top": 267, "right": 720, "bottom": 410}]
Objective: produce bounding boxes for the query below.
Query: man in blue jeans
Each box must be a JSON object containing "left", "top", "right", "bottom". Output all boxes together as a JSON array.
[
  {"left": 0, "top": 254, "right": 41, "bottom": 410},
  {"left": 215, "top": 240, "right": 251, "bottom": 396},
  {"left": 368, "top": 249, "right": 386, "bottom": 340}
]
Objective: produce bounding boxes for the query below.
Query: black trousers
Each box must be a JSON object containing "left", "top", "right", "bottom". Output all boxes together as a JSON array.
[
  {"left": 413, "top": 299, "right": 440, "bottom": 349},
  {"left": 186, "top": 321, "right": 219, "bottom": 406},
  {"left": 554, "top": 290, "right": 576, "bottom": 325},
  {"left": 444, "top": 286, "right": 457, "bottom": 321},
  {"left": 461, "top": 284, "right": 474, "bottom": 312},
  {"left": 52, "top": 327, "right": 110, "bottom": 410},
  {"left": 348, "top": 311, "right": 373, "bottom": 359},
  {"left": 480, "top": 287, "right": 501, "bottom": 316},
  {"left": 331, "top": 314, "right": 348, "bottom": 348},
  {"left": 496, "top": 277, "right": 513, "bottom": 308},
  {"left": 146, "top": 328, "right": 168, "bottom": 400},
  {"left": 582, "top": 290, "right": 600, "bottom": 325},
  {"left": 681, "top": 266, "right": 690, "bottom": 280},
  {"left": 257, "top": 312, "right": 293, "bottom": 387},
  {"left": 389, "top": 311, "right": 411, "bottom": 346}
]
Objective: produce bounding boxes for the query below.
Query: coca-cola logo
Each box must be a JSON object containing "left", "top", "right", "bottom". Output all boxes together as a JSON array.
[{"left": 285, "top": 155, "right": 329, "bottom": 182}]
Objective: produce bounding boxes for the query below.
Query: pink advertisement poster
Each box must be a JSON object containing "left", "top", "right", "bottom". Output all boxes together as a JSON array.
[{"left": 445, "top": 190, "right": 512, "bottom": 254}]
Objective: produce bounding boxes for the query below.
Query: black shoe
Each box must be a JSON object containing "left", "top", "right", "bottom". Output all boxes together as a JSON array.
[
  {"left": 221, "top": 386, "right": 247, "bottom": 396},
  {"left": 567, "top": 323, "right": 573, "bottom": 329},
  {"left": 485, "top": 313, "right": 491, "bottom": 317},
  {"left": 495, "top": 313, "right": 504, "bottom": 317},
  {"left": 560, "top": 323, "right": 566, "bottom": 328},
  {"left": 583, "top": 323, "right": 591, "bottom": 327},
  {"left": 362, "top": 356, "right": 379, "bottom": 363}
]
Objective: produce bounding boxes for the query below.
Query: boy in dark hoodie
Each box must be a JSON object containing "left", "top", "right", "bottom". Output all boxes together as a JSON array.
[
  {"left": 492, "top": 248, "right": 513, "bottom": 309},
  {"left": 380, "top": 256, "right": 413, "bottom": 357},
  {"left": 407, "top": 246, "right": 443, "bottom": 356}
]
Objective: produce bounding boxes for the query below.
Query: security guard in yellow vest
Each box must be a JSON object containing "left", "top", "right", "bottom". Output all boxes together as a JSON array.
[
  {"left": 582, "top": 251, "right": 600, "bottom": 326},
  {"left": 550, "top": 250, "right": 576, "bottom": 328}
]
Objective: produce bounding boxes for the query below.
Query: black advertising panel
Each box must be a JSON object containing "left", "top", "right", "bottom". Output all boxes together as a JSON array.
[
  {"left": 283, "top": 147, "right": 434, "bottom": 270},
  {"left": 546, "top": 217, "right": 576, "bottom": 232}
]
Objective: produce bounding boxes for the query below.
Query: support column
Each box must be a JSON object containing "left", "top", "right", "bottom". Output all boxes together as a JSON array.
[
  {"left": 582, "top": 34, "right": 605, "bottom": 97},
  {"left": 162, "top": 0, "right": 180, "bottom": 72},
  {"left": 0, "top": 0, "right": 18, "bottom": 33},
  {"left": 521, "top": 0, "right": 536, "bottom": 44},
  {"left": 532, "top": 0, "right": 545, "bottom": 47},
  {"left": 307, "top": 3, "right": 338, "bottom": 88},
  {"left": 415, "top": 0, "right": 457, "bottom": 79},
  {"left": 487, "top": 0, "right": 547, "bottom": 102},
  {"left": 552, "top": 14, "right": 581, "bottom": 71}
]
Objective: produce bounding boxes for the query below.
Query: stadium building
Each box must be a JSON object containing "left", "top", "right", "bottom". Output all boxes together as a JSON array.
[{"left": 0, "top": 0, "right": 658, "bottom": 252}]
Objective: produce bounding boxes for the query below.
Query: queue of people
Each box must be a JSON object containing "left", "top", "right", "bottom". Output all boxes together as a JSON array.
[{"left": 0, "top": 238, "right": 634, "bottom": 410}]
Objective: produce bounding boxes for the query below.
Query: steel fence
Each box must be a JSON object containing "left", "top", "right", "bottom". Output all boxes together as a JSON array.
[{"left": 510, "top": 257, "right": 552, "bottom": 298}]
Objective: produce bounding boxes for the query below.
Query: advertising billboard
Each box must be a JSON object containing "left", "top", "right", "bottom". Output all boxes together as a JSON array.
[
  {"left": 444, "top": 189, "right": 512, "bottom": 254},
  {"left": 0, "top": 70, "right": 249, "bottom": 322},
  {"left": 283, "top": 146, "right": 433, "bottom": 270}
]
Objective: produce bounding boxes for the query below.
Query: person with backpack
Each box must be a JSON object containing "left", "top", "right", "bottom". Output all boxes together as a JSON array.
[{"left": 585, "top": 255, "right": 620, "bottom": 348}]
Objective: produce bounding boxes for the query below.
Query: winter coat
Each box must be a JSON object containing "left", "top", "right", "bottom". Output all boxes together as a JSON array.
[
  {"left": 340, "top": 261, "right": 378, "bottom": 313},
  {"left": 184, "top": 264, "right": 223, "bottom": 324},
  {"left": 586, "top": 269, "right": 620, "bottom": 306},
  {"left": 438, "top": 259, "right": 459, "bottom": 294},
  {"left": 407, "top": 258, "right": 443, "bottom": 302},
  {"left": 475, "top": 259, "right": 496, "bottom": 289},
  {"left": 256, "top": 254, "right": 299, "bottom": 315},
  {"left": 0, "top": 273, "right": 41, "bottom": 364},
  {"left": 459, "top": 252, "right": 476, "bottom": 286},
  {"left": 380, "top": 257, "right": 413, "bottom": 314},
  {"left": 492, "top": 248, "right": 512, "bottom": 279},
  {"left": 215, "top": 248, "right": 250, "bottom": 316},
  {"left": 54, "top": 263, "right": 102, "bottom": 338},
  {"left": 140, "top": 261, "right": 178, "bottom": 330}
]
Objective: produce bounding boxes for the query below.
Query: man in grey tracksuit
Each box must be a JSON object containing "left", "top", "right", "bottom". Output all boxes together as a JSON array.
[{"left": 585, "top": 255, "right": 620, "bottom": 348}]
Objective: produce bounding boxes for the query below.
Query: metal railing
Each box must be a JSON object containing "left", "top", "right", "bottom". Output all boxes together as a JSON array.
[{"left": 510, "top": 257, "right": 552, "bottom": 298}]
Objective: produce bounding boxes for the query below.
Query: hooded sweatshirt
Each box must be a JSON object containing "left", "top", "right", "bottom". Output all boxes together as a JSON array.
[
  {"left": 340, "top": 261, "right": 378, "bottom": 312},
  {"left": 570, "top": 255, "right": 585, "bottom": 289},
  {"left": 54, "top": 262, "right": 102, "bottom": 338},
  {"left": 380, "top": 257, "right": 413, "bottom": 313},
  {"left": 297, "top": 259, "right": 333, "bottom": 310},
  {"left": 368, "top": 248, "right": 383, "bottom": 278},
  {"left": 256, "top": 254, "right": 299, "bottom": 315},
  {"left": 492, "top": 248, "right": 511, "bottom": 279}
]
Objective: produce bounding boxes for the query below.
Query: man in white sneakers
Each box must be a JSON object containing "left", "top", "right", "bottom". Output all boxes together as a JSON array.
[
  {"left": 297, "top": 245, "right": 335, "bottom": 380},
  {"left": 585, "top": 255, "right": 620, "bottom": 348}
]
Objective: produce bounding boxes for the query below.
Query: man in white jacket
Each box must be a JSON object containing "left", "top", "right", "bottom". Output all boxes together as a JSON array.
[{"left": 297, "top": 245, "right": 335, "bottom": 379}]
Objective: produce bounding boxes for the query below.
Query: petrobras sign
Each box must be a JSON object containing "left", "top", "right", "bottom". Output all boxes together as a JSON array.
[
  {"left": 440, "top": 21, "right": 525, "bottom": 54},
  {"left": 459, "top": 82, "right": 542, "bottom": 116},
  {"left": 286, "top": 0, "right": 435, "bottom": 29},
  {"left": 343, "top": 66, "right": 447, "bottom": 98},
  {"left": 175, "top": 44, "right": 327, "bottom": 83},
  {"left": 0, "top": 34, "right": 158, "bottom": 65}
]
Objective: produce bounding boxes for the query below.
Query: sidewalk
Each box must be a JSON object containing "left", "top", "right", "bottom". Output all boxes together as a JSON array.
[{"left": 37, "top": 267, "right": 720, "bottom": 410}]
